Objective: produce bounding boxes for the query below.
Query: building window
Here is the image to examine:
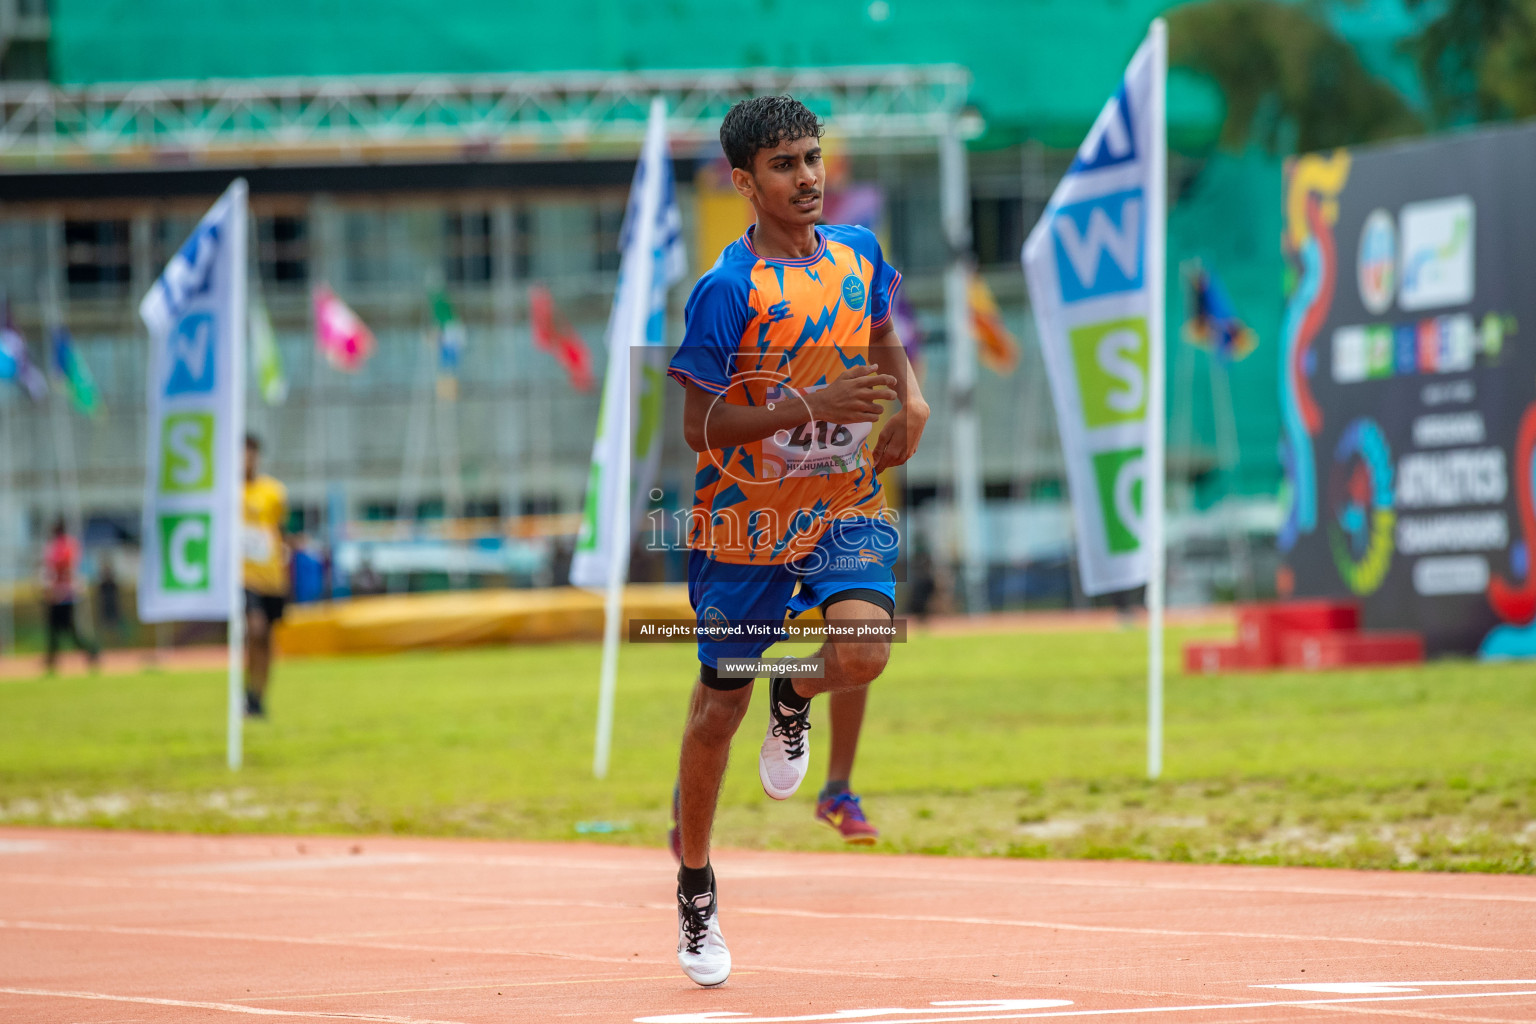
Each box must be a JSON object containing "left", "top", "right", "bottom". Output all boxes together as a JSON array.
[
  {"left": 462, "top": 497, "right": 503, "bottom": 519},
  {"left": 444, "top": 212, "right": 493, "bottom": 284},
  {"left": 512, "top": 208, "right": 533, "bottom": 279},
  {"left": 594, "top": 200, "right": 625, "bottom": 273},
  {"left": 257, "top": 215, "right": 308, "bottom": 286},
  {"left": 520, "top": 494, "right": 560, "bottom": 515},
  {"left": 971, "top": 197, "right": 1025, "bottom": 268},
  {"left": 341, "top": 210, "right": 390, "bottom": 286},
  {"left": 63, "top": 219, "right": 131, "bottom": 299},
  {"left": 362, "top": 501, "right": 399, "bottom": 522},
  {"left": 0, "top": 218, "right": 46, "bottom": 298},
  {"left": 524, "top": 197, "right": 626, "bottom": 280},
  {"left": 152, "top": 215, "right": 199, "bottom": 271}
]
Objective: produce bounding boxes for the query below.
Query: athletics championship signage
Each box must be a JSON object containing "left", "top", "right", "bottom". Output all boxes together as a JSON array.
[{"left": 1279, "top": 125, "right": 1536, "bottom": 657}]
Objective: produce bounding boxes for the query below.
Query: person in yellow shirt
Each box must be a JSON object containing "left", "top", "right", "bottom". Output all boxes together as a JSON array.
[{"left": 243, "top": 433, "right": 289, "bottom": 719}]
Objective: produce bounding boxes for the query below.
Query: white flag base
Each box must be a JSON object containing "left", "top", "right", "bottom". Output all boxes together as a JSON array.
[{"left": 227, "top": 608, "right": 244, "bottom": 771}]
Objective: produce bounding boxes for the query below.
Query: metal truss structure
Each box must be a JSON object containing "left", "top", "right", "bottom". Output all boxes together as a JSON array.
[
  {"left": 0, "top": 61, "right": 989, "bottom": 614},
  {"left": 0, "top": 65, "right": 971, "bottom": 169}
]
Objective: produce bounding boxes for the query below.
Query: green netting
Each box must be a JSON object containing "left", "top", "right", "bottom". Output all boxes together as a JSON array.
[
  {"left": 49, "top": 2, "right": 1306, "bottom": 496},
  {"left": 1165, "top": 148, "right": 1285, "bottom": 500},
  {"left": 50, "top": 0, "right": 1222, "bottom": 146}
]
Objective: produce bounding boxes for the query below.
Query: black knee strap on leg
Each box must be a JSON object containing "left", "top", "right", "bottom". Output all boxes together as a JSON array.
[
  {"left": 820, "top": 588, "right": 895, "bottom": 618},
  {"left": 699, "top": 663, "right": 752, "bottom": 692}
]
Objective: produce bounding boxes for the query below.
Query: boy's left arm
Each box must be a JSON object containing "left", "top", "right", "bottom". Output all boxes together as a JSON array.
[{"left": 868, "top": 320, "right": 930, "bottom": 474}]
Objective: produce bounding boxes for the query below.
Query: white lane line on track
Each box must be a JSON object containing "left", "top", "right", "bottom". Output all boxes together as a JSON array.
[
  {"left": 3, "top": 903, "right": 1530, "bottom": 967},
  {"left": 714, "top": 864, "right": 1536, "bottom": 907},
  {"left": 634, "top": 990, "right": 1536, "bottom": 1024},
  {"left": 0, "top": 919, "right": 664, "bottom": 967},
  {"left": 328, "top": 854, "right": 1536, "bottom": 907},
  {"left": 0, "top": 872, "right": 656, "bottom": 911},
  {"left": 1258, "top": 981, "right": 1536, "bottom": 994},
  {"left": 140, "top": 854, "right": 436, "bottom": 875},
  {"left": 6, "top": 874, "right": 1529, "bottom": 956},
  {"left": 4, "top": 883, "right": 1531, "bottom": 959},
  {"left": 337, "top": 851, "right": 1536, "bottom": 907},
  {"left": 0, "top": 988, "right": 469, "bottom": 1024},
  {"left": 241, "top": 973, "right": 754, "bottom": 1002},
  {"left": 11, "top": 870, "right": 1536, "bottom": 942},
  {"left": 0, "top": 920, "right": 908, "bottom": 981},
  {"left": 722, "top": 905, "right": 1536, "bottom": 955},
  {"left": 1291, "top": 1004, "right": 1534, "bottom": 1024},
  {"left": 0, "top": 840, "right": 50, "bottom": 854},
  {"left": 10, "top": 839, "right": 1536, "bottom": 907}
]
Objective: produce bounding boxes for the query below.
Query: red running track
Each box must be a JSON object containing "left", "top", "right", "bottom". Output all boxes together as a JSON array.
[{"left": 2, "top": 827, "right": 1534, "bottom": 1023}]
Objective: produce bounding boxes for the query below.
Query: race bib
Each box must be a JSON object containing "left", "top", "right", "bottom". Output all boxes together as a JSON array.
[
  {"left": 242, "top": 525, "right": 273, "bottom": 563},
  {"left": 761, "top": 382, "right": 872, "bottom": 478}
]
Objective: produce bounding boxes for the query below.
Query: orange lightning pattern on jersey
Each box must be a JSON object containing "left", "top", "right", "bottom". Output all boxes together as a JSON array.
[{"left": 668, "top": 224, "right": 902, "bottom": 566}]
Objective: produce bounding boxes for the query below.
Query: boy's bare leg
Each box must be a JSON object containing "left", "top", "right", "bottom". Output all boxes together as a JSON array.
[
  {"left": 793, "top": 597, "right": 891, "bottom": 698},
  {"left": 760, "top": 597, "right": 890, "bottom": 802},
  {"left": 244, "top": 607, "right": 273, "bottom": 716},
  {"left": 826, "top": 685, "right": 868, "bottom": 787},
  {"left": 677, "top": 678, "right": 754, "bottom": 869}
]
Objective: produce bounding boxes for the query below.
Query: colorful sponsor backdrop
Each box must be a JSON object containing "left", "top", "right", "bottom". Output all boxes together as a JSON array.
[{"left": 1279, "top": 125, "right": 1536, "bottom": 657}]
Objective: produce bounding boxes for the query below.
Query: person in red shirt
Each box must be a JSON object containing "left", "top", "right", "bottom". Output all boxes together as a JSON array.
[{"left": 41, "top": 518, "right": 99, "bottom": 673}]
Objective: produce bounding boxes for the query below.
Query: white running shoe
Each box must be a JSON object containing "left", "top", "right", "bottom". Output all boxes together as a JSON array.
[
  {"left": 759, "top": 677, "right": 811, "bottom": 801},
  {"left": 676, "top": 885, "right": 731, "bottom": 987}
]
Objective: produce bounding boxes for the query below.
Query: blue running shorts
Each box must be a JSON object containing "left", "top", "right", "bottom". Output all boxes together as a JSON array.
[{"left": 687, "top": 515, "right": 898, "bottom": 685}]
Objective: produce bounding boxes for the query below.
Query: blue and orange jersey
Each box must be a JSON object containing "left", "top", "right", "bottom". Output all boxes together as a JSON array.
[{"left": 668, "top": 223, "right": 903, "bottom": 565}]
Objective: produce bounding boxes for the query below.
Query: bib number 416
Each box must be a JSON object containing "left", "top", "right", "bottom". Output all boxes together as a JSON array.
[
  {"left": 783, "top": 420, "right": 854, "bottom": 450},
  {"left": 763, "top": 382, "right": 871, "bottom": 478}
]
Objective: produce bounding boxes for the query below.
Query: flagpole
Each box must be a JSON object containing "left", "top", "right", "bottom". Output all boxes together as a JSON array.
[
  {"left": 941, "top": 116, "right": 987, "bottom": 614},
  {"left": 42, "top": 225, "right": 91, "bottom": 633},
  {"left": 1145, "top": 18, "right": 1169, "bottom": 781},
  {"left": 227, "top": 182, "right": 250, "bottom": 772},
  {"left": 0, "top": 395, "right": 14, "bottom": 656},
  {"left": 593, "top": 98, "right": 665, "bottom": 780}
]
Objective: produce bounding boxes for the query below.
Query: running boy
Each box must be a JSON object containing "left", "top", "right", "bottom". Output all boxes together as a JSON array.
[{"left": 667, "top": 95, "right": 928, "bottom": 987}]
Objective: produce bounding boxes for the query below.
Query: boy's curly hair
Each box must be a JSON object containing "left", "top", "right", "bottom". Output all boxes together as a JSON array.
[{"left": 719, "top": 95, "right": 824, "bottom": 171}]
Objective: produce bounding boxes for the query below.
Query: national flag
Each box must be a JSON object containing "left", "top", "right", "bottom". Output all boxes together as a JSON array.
[
  {"left": 1183, "top": 264, "right": 1257, "bottom": 362},
  {"left": 313, "top": 284, "right": 375, "bottom": 372},
  {"left": 430, "top": 287, "right": 466, "bottom": 400},
  {"left": 50, "top": 327, "right": 100, "bottom": 416},
  {"left": 250, "top": 285, "right": 287, "bottom": 405},
  {"left": 529, "top": 284, "right": 596, "bottom": 393},
  {"left": 0, "top": 298, "right": 48, "bottom": 400},
  {"left": 968, "top": 271, "right": 1020, "bottom": 375}
]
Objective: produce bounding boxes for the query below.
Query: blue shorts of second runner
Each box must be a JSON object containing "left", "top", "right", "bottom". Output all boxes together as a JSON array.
[{"left": 688, "top": 515, "right": 898, "bottom": 686}]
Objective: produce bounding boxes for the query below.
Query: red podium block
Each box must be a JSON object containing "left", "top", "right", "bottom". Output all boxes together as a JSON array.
[
  {"left": 1278, "top": 630, "right": 1426, "bottom": 670},
  {"left": 1183, "top": 642, "right": 1273, "bottom": 674},
  {"left": 1236, "top": 601, "right": 1361, "bottom": 661}
]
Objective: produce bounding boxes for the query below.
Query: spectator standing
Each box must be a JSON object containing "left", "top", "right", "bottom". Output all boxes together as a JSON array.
[
  {"left": 95, "top": 553, "right": 124, "bottom": 646},
  {"left": 41, "top": 518, "right": 99, "bottom": 673}
]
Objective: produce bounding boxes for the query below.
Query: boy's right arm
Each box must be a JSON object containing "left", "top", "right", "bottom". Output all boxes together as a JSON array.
[{"left": 681, "top": 366, "right": 898, "bottom": 453}]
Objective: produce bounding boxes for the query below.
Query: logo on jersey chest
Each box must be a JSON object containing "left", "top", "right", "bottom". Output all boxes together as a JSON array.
[{"left": 841, "top": 274, "right": 867, "bottom": 311}]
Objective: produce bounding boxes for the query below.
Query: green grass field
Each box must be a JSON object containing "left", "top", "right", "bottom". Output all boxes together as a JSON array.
[{"left": 2, "top": 625, "right": 1533, "bottom": 872}]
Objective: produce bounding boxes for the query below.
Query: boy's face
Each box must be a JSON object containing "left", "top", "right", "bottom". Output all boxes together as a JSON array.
[
  {"left": 732, "top": 135, "right": 823, "bottom": 228},
  {"left": 245, "top": 445, "right": 258, "bottom": 480}
]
